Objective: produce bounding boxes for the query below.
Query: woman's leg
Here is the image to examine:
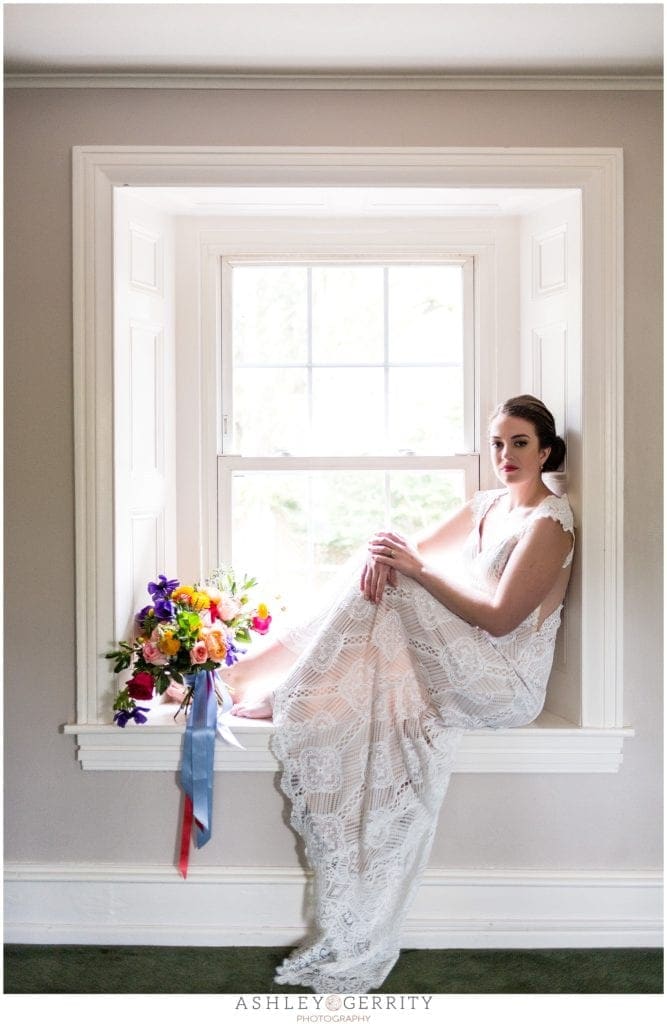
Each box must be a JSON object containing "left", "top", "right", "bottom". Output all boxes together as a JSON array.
[
  {"left": 228, "top": 637, "right": 299, "bottom": 717},
  {"left": 162, "top": 637, "right": 300, "bottom": 717}
]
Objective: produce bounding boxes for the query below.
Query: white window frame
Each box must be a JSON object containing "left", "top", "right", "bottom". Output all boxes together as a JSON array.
[
  {"left": 66, "top": 146, "right": 632, "bottom": 773},
  {"left": 184, "top": 219, "right": 511, "bottom": 584},
  {"left": 216, "top": 253, "right": 478, "bottom": 584}
]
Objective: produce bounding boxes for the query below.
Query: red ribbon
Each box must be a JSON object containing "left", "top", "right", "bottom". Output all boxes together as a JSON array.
[{"left": 179, "top": 795, "right": 194, "bottom": 879}]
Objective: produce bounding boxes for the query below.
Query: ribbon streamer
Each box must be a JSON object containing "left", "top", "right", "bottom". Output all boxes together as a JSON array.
[
  {"left": 179, "top": 670, "right": 217, "bottom": 878},
  {"left": 178, "top": 795, "right": 194, "bottom": 879},
  {"left": 214, "top": 678, "right": 246, "bottom": 749},
  {"left": 178, "top": 670, "right": 245, "bottom": 877}
]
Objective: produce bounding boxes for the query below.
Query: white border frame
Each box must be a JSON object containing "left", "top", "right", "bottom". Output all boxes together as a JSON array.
[{"left": 66, "top": 146, "right": 629, "bottom": 771}]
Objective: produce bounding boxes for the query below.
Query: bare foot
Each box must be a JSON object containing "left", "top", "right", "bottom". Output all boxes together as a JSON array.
[
  {"left": 229, "top": 688, "right": 274, "bottom": 719},
  {"left": 224, "top": 661, "right": 254, "bottom": 706}
]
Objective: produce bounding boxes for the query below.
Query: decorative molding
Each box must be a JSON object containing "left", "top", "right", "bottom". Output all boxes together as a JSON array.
[
  {"left": 129, "top": 223, "right": 163, "bottom": 294},
  {"left": 5, "top": 862, "right": 661, "bottom": 948},
  {"left": 128, "top": 322, "right": 163, "bottom": 474},
  {"left": 532, "top": 225, "right": 568, "bottom": 297},
  {"left": 63, "top": 712, "right": 634, "bottom": 773},
  {"left": 531, "top": 322, "right": 568, "bottom": 435},
  {"left": 129, "top": 512, "right": 158, "bottom": 584},
  {"left": 5, "top": 72, "right": 663, "bottom": 91}
]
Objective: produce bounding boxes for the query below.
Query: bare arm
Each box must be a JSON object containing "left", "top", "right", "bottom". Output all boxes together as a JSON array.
[
  {"left": 414, "top": 500, "right": 476, "bottom": 557},
  {"left": 361, "top": 499, "right": 476, "bottom": 603},
  {"left": 370, "top": 516, "right": 572, "bottom": 636}
]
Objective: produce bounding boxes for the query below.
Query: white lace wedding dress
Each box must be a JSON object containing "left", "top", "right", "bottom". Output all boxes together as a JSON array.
[{"left": 269, "top": 489, "right": 574, "bottom": 993}]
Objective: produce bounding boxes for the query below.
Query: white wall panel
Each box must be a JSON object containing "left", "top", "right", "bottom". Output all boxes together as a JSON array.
[
  {"left": 520, "top": 194, "right": 582, "bottom": 725},
  {"left": 533, "top": 225, "right": 567, "bottom": 296},
  {"left": 130, "top": 513, "right": 162, "bottom": 613},
  {"left": 113, "top": 193, "right": 177, "bottom": 712},
  {"left": 129, "top": 323, "right": 162, "bottom": 475},
  {"left": 130, "top": 224, "right": 163, "bottom": 293},
  {"left": 531, "top": 322, "right": 567, "bottom": 436}
]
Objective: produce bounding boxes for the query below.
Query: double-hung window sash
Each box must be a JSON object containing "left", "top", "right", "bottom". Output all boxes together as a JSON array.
[{"left": 217, "top": 258, "right": 478, "bottom": 620}]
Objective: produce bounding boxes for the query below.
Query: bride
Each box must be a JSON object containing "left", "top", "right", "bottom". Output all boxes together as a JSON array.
[{"left": 193, "top": 395, "right": 574, "bottom": 993}]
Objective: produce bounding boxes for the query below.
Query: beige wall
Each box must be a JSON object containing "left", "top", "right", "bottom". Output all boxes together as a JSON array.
[{"left": 4, "top": 87, "right": 662, "bottom": 870}]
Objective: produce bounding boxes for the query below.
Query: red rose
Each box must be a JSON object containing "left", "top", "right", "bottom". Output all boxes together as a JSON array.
[{"left": 127, "top": 672, "right": 155, "bottom": 701}]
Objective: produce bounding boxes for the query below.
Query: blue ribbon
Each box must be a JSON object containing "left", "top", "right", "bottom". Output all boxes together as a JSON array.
[{"left": 180, "top": 670, "right": 217, "bottom": 848}]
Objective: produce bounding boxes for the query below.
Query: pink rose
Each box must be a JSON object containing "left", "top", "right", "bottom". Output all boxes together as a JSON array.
[
  {"left": 189, "top": 640, "right": 209, "bottom": 665},
  {"left": 127, "top": 672, "right": 155, "bottom": 701},
  {"left": 216, "top": 594, "right": 242, "bottom": 622},
  {"left": 143, "top": 640, "right": 169, "bottom": 666}
]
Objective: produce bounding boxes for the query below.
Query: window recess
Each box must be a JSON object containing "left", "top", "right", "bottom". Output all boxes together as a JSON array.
[{"left": 66, "top": 147, "right": 630, "bottom": 773}]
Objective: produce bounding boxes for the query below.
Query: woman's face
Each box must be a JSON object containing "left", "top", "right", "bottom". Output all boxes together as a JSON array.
[{"left": 488, "top": 414, "right": 550, "bottom": 485}]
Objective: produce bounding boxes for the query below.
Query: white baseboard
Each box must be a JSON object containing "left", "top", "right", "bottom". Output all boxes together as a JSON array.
[{"left": 4, "top": 863, "right": 662, "bottom": 948}]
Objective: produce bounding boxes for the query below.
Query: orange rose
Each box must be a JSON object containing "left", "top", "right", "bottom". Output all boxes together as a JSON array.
[{"left": 203, "top": 627, "right": 228, "bottom": 661}]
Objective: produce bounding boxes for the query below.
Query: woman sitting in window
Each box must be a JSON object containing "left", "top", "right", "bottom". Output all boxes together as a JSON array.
[{"left": 227, "top": 395, "right": 574, "bottom": 993}]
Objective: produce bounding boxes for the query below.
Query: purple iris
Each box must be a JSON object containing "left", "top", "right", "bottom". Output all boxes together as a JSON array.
[
  {"left": 135, "top": 604, "right": 154, "bottom": 628},
  {"left": 147, "top": 575, "right": 179, "bottom": 620},
  {"left": 153, "top": 596, "right": 175, "bottom": 620},
  {"left": 148, "top": 574, "right": 179, "bottom": 599},
  {"left": 225, "top": 641, "right": 242, "bottom": 667},
  {"left": 113, "top": 706, "right": 151, "bottom": 728}
]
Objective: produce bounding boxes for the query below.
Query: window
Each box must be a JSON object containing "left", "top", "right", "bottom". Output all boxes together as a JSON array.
[
  {"left": 218, "top": 260, "right": 477, "bottom": 618},
  {"left": 67, "top": 146, "right": 630, "bottom": 773}
]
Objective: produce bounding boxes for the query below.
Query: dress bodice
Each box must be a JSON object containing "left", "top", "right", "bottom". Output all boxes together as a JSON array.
[{"left": 460, "top": 488, "right": 575, "bottom": 640}]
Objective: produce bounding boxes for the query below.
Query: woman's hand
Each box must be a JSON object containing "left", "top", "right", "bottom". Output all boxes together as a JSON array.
[
  {"left": 360, "top": 554, "right": 396, "bottom": 604},
  {"left": 368, "top": 531, "right": 424, "bottom": 580}
]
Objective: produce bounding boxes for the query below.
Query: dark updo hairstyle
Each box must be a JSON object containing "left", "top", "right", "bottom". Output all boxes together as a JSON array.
[{"left": 490, "top": 394, "right": 566, "bottom": 473}]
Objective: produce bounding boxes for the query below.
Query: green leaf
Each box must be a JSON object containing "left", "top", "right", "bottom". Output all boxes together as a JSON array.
[
  {"left": 154, "top": 672, "right": 169, "bottom": 695},
  {"left": 113, "top": 688, "right": 135, "bottom": 713}
]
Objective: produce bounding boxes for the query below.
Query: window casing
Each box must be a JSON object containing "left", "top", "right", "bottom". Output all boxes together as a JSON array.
[{"left": 66, "top": 146, "right": 631, "bottom": 773}]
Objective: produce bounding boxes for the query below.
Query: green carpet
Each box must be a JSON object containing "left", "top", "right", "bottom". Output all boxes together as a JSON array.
[{"left": 3, "top": 945, "right": 663, "bottom": 994}]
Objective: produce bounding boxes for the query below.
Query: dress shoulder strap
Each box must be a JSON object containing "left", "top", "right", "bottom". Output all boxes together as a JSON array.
[
  {"left": 519, "top": 494, "right": 575, "bottom": 568},
  {"left": 470, "top": 488, "right": 505, "bottom": 528}
]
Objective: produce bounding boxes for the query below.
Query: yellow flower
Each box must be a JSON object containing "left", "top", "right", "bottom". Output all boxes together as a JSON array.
[
  {"left": 257, "top": 602, "right": 269, "bottom": 619},
  {"left": 159, "top": 629, "right": 181, "bottom": 656},
  {"left": 171, "top": 586, "right": 209, "bottom": 612},
  {"left": 190, "top": 589, "right": 210, "bottom": 612}
]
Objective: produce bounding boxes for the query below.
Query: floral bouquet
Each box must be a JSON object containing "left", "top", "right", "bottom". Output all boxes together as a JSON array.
[{"left": 106, "top": 568, "right": 272, "bottom": 727}]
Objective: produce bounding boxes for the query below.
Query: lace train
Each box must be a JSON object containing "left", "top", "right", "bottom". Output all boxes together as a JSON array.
[{"left": 269, "top": 569, "right": 554, "bottom": 992}]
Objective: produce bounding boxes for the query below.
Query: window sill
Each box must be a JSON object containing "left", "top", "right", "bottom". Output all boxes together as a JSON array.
[{"left": 64, "top": 708, "right": 633, "bottom": 773}]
